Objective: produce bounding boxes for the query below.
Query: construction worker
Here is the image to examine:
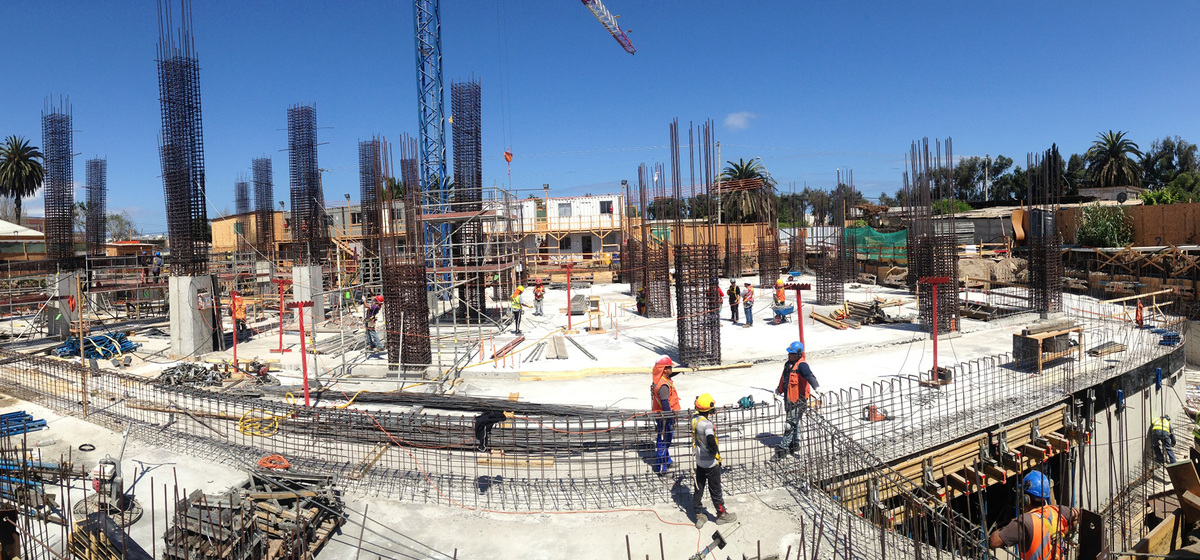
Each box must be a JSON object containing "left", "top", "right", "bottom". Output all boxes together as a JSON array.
[
  {"left": 1151, "top": 415, "right": 1176, "bottom": 464},
  {"left": 511, "top": 285, "right": 530, "bottom": 335},
  {"left": 727, "top": 279, "right": 740, "bottom": 323},
  {"left": 364, "top": 295, "right": 383, "bottom": 353},
  {"left": 775, "top": 341, "right": 820, "bottom": 458},
  {"left": 742, "top": 282, "right": 755, "bottom": 327},
  {"left": 636, "top": 287, "right": 646, "bottom": 316},
  {"left": 230, "top": 290, "right": 249, "bottom": 341},
  {"left": 989, "top": 471, "right": 1078, "bottom": 559},
  {"left": 709, "top": 279, "right": 724, "bottom": 324},
  {"left": 151, "top": 251, "right": 163, "bottom": 283},
  {"left": 650, "top": 355, "right": 680, "bottom": 475},
  {"left": 772, "top": 278, "right": 788, "bottom": 324},
  {"left": 692, "top": 393, "right": 735, "bottom": 526},
  {"left": 532, "top": 279, "right": 546, "bottom": 316}
]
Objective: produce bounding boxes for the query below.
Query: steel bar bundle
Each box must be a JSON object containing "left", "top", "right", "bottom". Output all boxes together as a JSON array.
[
  {"left": 907, "top": 138, "right": 959, "bottom": 333},
  {"left": 671, "top": 119, "right": 720, "bottom": 365},
  {"left": 157, "top": 0, "right": 209, "bottom": 275},
  {"left": 287, "top": 104, "right": 328, "bottom": 265},
  {"left": 358, "top": 139, "right": 381, "bottom": 257},
  {"left": 85, "top": 158, "right": 107, "bottom": 256},
  {"left": 252, "top": 157, "right": 274, "bottom": 256},
  {"left": 42, "top": 100, "right": 75, "bottom": 268},
  {"left": 1028, "top": 149, "right": 1063, "bottom": 315},
  {"left": 234, "top": 177, "right": 250, "bottom": 252}
]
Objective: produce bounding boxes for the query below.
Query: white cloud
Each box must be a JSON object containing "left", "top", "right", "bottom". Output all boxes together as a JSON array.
[{"left": 724, "top": 111, "right": 757, "bottom": 131}]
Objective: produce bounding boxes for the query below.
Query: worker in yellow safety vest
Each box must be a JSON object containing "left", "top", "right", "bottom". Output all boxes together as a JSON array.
[
  {"left": 989, "top": 471, "right": 1078, "bottom": 560},
  {"left": 510, "top": 286, "right": 529, "bottom": 335},
  {"left": 1151, "top": 416, "right": 1176, "bottom": 463}
]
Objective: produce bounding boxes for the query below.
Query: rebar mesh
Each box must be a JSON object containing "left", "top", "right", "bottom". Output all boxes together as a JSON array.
[
  {"left": 788, "top": 235, "right": 804, "bottom": 272},
  {"left": 757, "top": 236, "right": 780, "bottom": 288},
  {"left": 234, "top": 177, "right": 250, "bottom": 252},
  {"left": 42, "top": 102, "right": 75, "bottom": 267},
  {"left": 252, "top": 157, "right": 274, "bottom": 256},
  {"left": 84, "top": 158, "right": 106, "bottom": 256},
  {"left": 157, "top": 2, "right": 209, "bottom": 275},
  {"left": 725, "top": 228, "right": 742, "bottom": 279},
  {"left": 906, "top": 138, "right": 959, "bottom": 333},
  {"left": 816, "top": 229, "right": 844, "bottom": 305},
  {"left": 288, "top": 104, "right": 327, "bottom": 265}
]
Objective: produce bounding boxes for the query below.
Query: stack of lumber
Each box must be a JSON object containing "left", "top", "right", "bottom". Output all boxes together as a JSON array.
[{"left": 164, "top": 489, "right": 263, "bottom": 560}]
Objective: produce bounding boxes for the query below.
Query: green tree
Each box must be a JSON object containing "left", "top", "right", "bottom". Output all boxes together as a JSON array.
[
  {"left": 804, "top": 188, "right": 831, "bottom": 226},
  {"left": 830, "top": 182, "right": 864, "bottom": 225},
  {"left": 1140, "top": 136, "right": 1199, "bottom": 190},
  {"left": 1065, "top": 154, "right": 1088, "bottom": 194},
  {"left": 990, "top": 166, "right": 1027, "bottom": 202},
  {"left": 1085, "top": 130, "right": 1143, "bottom": 189},
  {"left": 1076, "top": 204, "right": 1133, "bottom": 247},
  {"left": 107, "top": 211, "right": 140, "bottom": 240},
  {"left": 0, "top": 136, "right": 45, "bottom": 226}
]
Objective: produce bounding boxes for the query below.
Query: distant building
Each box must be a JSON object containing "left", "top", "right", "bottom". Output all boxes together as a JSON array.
[
  {"left": 1079, "top": 186, "right": 1146, "bottom": 202},
  {"left": 516, "top": 193, "right": 623, "bottom": 266}
]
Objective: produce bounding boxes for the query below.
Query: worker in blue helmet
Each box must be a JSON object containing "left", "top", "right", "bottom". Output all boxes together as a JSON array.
[
  {"left": 773, "top": 341, "right": 819, "bottom": 459},
  {"left": 151, "top": 251, "right": 163, "bottom": 283},
  {"left": 989, "top": 471, "right": 1078, "bottom": 559}
]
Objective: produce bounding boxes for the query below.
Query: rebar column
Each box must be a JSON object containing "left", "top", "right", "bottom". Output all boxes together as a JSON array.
[
  {"left": 675, "top": 245, "right": 720, "bottom": 365},
  {"left": 157, "top": 0, "right": 209, "bottom": 275},
  {"left": 252, "top": 157, "right": 274, "bottom": 256},
  {"left": 358, "top": 139, "right": 381, "bottom": 257},
  {"left": 816, "top": 227, "right": 844, "bottom": 305},
  {"left": 451, "top": 79, "right": 484, "bottom": 318},
  {"left": 288, "top": 104, "right": 327, "bottom": 265},
  {"left": 1028, "top": 149, "right": 1063, "bottom": 315},
  {"left": 757, "top": 236, "right": 780, "bottom": 288},
  {"left": 234, "top": 177, "right": 250, "bottom": 253},
  {"left": 725, "top": 228, "right": 742, "bottom": 279},
  {"left": 42, "top": 100, "right": 75, "bottom": 268},
  {"left": 84, "top": 158, "right": 107, "bottom": 257}
]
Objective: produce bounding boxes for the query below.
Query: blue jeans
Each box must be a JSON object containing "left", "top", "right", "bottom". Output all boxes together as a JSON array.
[
  {"left": 1153, "top": 430, "right": 1177, "bottom": 463},
  {"left": 744, "top": 304, "right": 753, "bottom": 326},
  {"left": 654, "top": 418, "right": 675, "bottom": 473},
  {"left": 365, "top": 326, "right": 380, "bottom": 350}
]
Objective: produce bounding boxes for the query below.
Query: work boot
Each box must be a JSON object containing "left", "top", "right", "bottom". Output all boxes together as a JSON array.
[
  {"left": 714, "top": 506, "right": 736, "bottom": 525},
  {"left": 789, "top": 442, "right": 800, "bottom": 454},
  {"left": 693, "top": 504, "right": 707, "bottom": 528}
]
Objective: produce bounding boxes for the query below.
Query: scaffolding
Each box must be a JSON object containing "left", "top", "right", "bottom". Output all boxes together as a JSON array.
[
  {"left": 42, "top": 99, "right": 74, "bottom": 268},
  {"left": 84, "top": 158, "right": 106, "bottom": 257},
  {"left": 157, "top": 0, "right": 209, "bottom": 276}
]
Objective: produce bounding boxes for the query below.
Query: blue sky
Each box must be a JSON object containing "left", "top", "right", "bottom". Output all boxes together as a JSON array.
[{"left": 2, "top": 2, "right": 1199, "bottom": 233}]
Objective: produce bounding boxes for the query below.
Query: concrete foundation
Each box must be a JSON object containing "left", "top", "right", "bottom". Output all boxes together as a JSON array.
[
  {"left": 169, "top": 275, "right": 218, "bottom": 359},
  {"left": 46, "top": 272, "right": 80, "bottom": 340},
  {"left": 292, "top": 265, "right": 325, "bottom": 323}
]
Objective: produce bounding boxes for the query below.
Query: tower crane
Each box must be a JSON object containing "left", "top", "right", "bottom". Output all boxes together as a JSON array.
[{"left": 581, "top": 0, "right": 636, "bottom": 55}]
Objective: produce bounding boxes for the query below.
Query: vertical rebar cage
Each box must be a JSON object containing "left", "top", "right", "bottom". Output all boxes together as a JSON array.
[
  {"left": 84, "top": 158, "right": 107, "bottom": 256},
  {"left": 234, "top": 177, "right": 250, "bottom": 252},
  {"left": 675, "top": 245, "right": 721, "bottom": 365},
  {"left": 252, "top": 157, "right": 274, "bottom": 257},
  {"left": 42, "top": 101, "right": 75, "bottom": 268},
  {"left": 157, "top": 0, "right": 209, "bottom": 275},
  {"left": 288, "top": 104, "right": 326, "bottom": 265},
  {"left": 358, "top": 140, "right": 381, "bottom": 257}
]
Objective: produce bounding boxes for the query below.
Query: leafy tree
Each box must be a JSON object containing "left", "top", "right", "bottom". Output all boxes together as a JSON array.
[
  {"left": 1085, "top": 130, "right": 1143, "bottom": 189},
  {"left": 1076, "top": 204, "right": 1133, "bottom": 247},
  {"left": 1167, "top": 171, "right": 1200, "bottom": 195},
  {"left": 830, "top": 182, "right": 864, "bottom": 225},
  {"left": 1140, "top": 136, "right": 1199, "bottom": 190},
  {"left": 878, "top": 192, "right": 898, "bottom": 207},
  {"left": 932, "top": 198, "right": 972, "bottom": 215},
  {"left": 1027, "top": 144, "right": 1069, "bottom": 198},
  {"left": 805, "top": 188, "right": 831, "bottom": 226},
  {"left": 107, "top": 211, "right": 140, "bottom": 240},
  {"left": 990, "top": 166, "right": 1027, "bottom": 202},
  {"left": 1065, "top": 154, "right": 1088, "bottom": 194},
  {"left": 0, "top": 136, "right": 45, "bottom": 226},
  {"left": 73, "top": 202, "right": 89, "bottom": 233}
]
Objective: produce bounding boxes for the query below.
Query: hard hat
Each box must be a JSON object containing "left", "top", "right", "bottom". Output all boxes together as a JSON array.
[
  {"left": 776, "top": 279, "right": 784, "bottom": 286},
  {"left": 155, "top": 252, "right": 161, "bottom": 256},
  {"left": 656, "top": 355, "right": 674, "bottom": 367},
  {"left": 517, "top": 286, "right": 525, "bottom": 293},
  {"left": 536, "top": 278, "right": 542, "bottom": 285},
  {"left": 787, "top": 341, "right": 804, "bottom": 354},
  {"left": 695, "top": 393, "right": 715, "bottom": 412},
  {"left": 230, "top": 290, "right": 240, "bottom": 297},
  {"left": 744, "top": 281, "right": 752, "bottom": 286},
  {"left": 1022, "top": 471, "right": 1051, "bottom": 500},
  {"left": 375, "top": 295, "right": 384, "bottom": 303}
]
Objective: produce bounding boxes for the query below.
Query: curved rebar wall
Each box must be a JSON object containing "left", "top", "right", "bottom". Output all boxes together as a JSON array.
[{"left": 0, "top": 304, "right": 1185, "bottom": 558}]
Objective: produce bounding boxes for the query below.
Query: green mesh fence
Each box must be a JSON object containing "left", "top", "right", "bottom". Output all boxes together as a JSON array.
[{"left": 846, "top": 227, "right": 907, "bottom": 262}]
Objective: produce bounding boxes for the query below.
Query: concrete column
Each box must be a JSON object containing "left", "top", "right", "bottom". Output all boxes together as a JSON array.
[
  {"left": 292, "top": 265, "right": 325, "bottom": 323},
  {"left": 255, "top": 261, "right": 273, "bottom": 296},
  {"left": 169, "top": 275, "right": 217, "bottom": 359},
  {"left": 46, "top": 272, "right": 80, "bottom": 340}
]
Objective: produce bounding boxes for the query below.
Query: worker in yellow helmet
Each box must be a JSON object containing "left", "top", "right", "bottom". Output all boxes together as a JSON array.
[
  {"left": 510, "top": 285, "right": 530, "bottom": 335},
  {"left": 691, "top": 393, "right": 735, "bottom": 527}
]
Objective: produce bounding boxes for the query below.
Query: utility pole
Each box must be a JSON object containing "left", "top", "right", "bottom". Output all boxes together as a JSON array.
[
  {"left": 716, "top": 142, "right": 722, "bottom": 225},
  {"left": 985, "top": 155, "right": 990, "bottom": 202}
]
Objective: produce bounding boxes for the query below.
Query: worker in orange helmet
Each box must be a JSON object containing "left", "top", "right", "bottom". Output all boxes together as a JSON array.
[
  {"left": 230, "top": 290, "right": 249, "bottom": 341},
  {"left": 650, "top": 355, "right": 681, "bottom": 475},
  {"left": 532, "top": 279, "right": 546, "bottom": 316}
]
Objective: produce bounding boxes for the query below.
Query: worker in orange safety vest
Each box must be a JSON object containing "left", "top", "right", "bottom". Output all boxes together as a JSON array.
[
  {"left": 650, "top": 355, "right": 681, "bottom": 474},
  {"left": 774, "top": 341, "right": 819, "bottom": 458},
  {"left": 989, "top": 471, "right": 1078, "bottom": 560},
  {"left": 230, "top": 290, "right": 249, "bottom": 341}
]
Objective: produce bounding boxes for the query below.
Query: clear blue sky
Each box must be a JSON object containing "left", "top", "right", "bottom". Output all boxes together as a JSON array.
[{"left": 3, "top": 2, "right": 1199, "bottom": 234}]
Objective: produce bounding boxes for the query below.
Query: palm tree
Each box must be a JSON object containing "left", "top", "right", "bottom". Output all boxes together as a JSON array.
[
  {"left": 0, "top": 136, "right": 45, "bottom": 226},
  {"left": 720, "top": 158, "right": 775, "bottom": 222},
  {"left": 1086, "top": 130, "right": 1143, "bottom": 189}
]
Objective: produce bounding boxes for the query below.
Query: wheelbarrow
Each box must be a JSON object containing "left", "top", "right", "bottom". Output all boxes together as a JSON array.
[{"left": 772, "top": 305, "right": 794, "bottom": 324}]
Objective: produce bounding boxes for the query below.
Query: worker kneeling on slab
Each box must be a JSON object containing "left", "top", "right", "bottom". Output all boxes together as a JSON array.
[
  {"left": 651, "top": 356, "right": 681, "bottom": 474},
  {"left": 775, "top": 341, "right": 820, "bottom": 459},
  {"left": 989, "top": 471, "right": 1077, "bottom": 560},
  {"left": 692, "top": 393, "right": 735, "bottom": 527}
]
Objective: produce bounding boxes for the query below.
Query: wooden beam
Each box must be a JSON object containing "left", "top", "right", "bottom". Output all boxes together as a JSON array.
[
  {"left": 1167, "top": 460, "right": 1200, "bottom": 523},
  {"left": 1102, "top": 288, "right": 1173, "bottom": 304},
  {"left": 1134, "top": 509, "right": 1187, "bottom": 554}
]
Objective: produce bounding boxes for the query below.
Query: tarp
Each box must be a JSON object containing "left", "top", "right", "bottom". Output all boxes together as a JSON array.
[{"left": 846, "top": 227, "right": 907, "bottom": 261}]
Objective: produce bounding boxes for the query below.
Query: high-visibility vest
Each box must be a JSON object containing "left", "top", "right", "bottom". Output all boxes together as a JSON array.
[
  {"left": 1153, "top": 417, "right": 1171, "bottom": 434},
  {"left": 511, "top": 291, "right": 523, "bottom": 310},
  {"left": 651, "top": 369, "right": 680, "bottom": 412},
  {"left": 1021, "top": 505, "right": 1066, "bottom": 560},
  {"left": 691, "top": 413, "right": 720, "bottom": 463},
  {"left": 774, "top": 287, "right": 786, "bottom": 304},
  {"left": 743, "top": 287, "right": 754, "bottom": 305},
  {"left": 231, "top": 297, "right": 246, "bottom": 320},
  {"left": 533, "top": 286, "right": 545, "bottom": 300},
  {"left": 784, "top": 357, "right": 812, "bottom": 404}
]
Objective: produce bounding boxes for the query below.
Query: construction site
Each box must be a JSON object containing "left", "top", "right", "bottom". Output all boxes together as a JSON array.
[{"left": 4, "top": 2, "right": 1200, "bottom": 560}]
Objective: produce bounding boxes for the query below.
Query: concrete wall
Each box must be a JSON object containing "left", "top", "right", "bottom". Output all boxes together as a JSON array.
[{"left": 169, "top": 275, "right": 217, "bottom": 358}]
